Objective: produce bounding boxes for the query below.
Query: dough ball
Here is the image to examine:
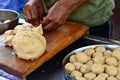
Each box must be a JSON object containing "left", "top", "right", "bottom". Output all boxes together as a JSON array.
[
  {"left": 92, "top": 64, "right": 104, "bottom": 74},
  {"left": 64, "top": 63, "right": 75, "bottom": 74},
  {"left": 103, "top": 64, "right": 108, "bottom": 69},
  {"left": 4, "top": 30, "right": 15, "bottom": 38},
  {"left": 117, "top": 67, "right": 120, "bottom": 73},
  {"left": 4, "top": 30, "right": 15, "bottom": 46},
  {"left": 71, "top": 70, "right": 82, "bottom": 78},
  {"left": 76, "top": 52, "right": 90, "bottom": 63},
  {"left": 73, "top": 62, "right": 83, "bottom": 70},
  {"left": 84, "top": 72, "right": 96, "bottom": 80},
  {"left": 116, "top": 73, "right": 120, "bottom": 80},
  {"left": 94, "top": 76, "right": 105, "bottom": 80},
  {"left": 112, "top": 50, "right": 118, "bottom": 58},
  {"left": 69, "top": 55, "right": 77, "bottom": 63},
  {"left": 95, "top": 46, "right": 106, "bottom": 52},
  {"left": 94, "top": 56, "right": 105, "bottom": 64},
  {"left": 107, "top": 76, "right": 117, "bottom": 80},
  {"left": 86, "top": 60, "right": 94, "bottom": 66},
  {"left": 105, "top": 66, "right": 118, "bottom": 76},
  {"left": 4, "top": 35, "right": 14, "bottom": 46},
  {"left": 84, "top": 48, "right": 95, "bottom": 56},
  {"left": 106, "top": 57, "right": 118, "bottom": 66},
  {"left": 98, "top": 73, "right": 108, "bottom": 79},
  {"left": 118, "top": 61, "right": 120, "bottom": 67},
  {"left": 112, "top": 50, "right": 120, "bottom": 60},
  {"left": 103, "top": 50, "right": 112, "bottom": 57},
  {"left": 114, "top": 47, "right": 120, "bottom": 51},
  {"left": 76, "top": 77, "right": 86, "bottom": 80},
  {"left": 80, "top": 64, "right": 91, "bottom": 74},
  {"left": 12, "top": 30, "right": 46, "bottom": 60},
  {"left": 93, "top": 52, "right": 103, "bottom": 58}
]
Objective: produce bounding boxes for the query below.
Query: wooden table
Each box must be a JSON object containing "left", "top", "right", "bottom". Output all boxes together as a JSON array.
[{"left": 0, "top": 22, "right": 89, "bottom": 79}]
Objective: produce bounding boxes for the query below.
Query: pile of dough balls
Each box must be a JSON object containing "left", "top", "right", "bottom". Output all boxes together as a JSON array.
[
  {"left": 64, "top": 46, "right": 120, "bottom": 80},
  {"left": 4, "top": 23, "right": 46, "bottom": 60}
]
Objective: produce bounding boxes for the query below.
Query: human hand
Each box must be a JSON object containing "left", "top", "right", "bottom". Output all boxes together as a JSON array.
[
  {"left": 23, "top": 0, "right": 45, "bottom": 26},
  {"left": 42, "top": 0, "right": 87, "bottom": 31},
  {"left": 42, "top": 1, "right": 72, "bottom": 31}
]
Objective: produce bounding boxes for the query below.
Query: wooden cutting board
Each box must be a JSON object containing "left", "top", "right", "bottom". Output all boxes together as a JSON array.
[{"left": 0, "top": 22, "right": 89, "bottom": 79}]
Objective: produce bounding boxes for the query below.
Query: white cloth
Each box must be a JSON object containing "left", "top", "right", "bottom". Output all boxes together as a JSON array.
[{"left": 0, "top": 76, "right": 9, "bottom": 80}]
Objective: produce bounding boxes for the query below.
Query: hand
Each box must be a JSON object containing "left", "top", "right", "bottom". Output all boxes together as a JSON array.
[
  {"left": 42, "top": 2, "right": 72, "bottom": 31},
  {"left": 42, "top": 0, "right": 87, "bottom": 31},
  {"left": 23, "top": 0, "right": 45, "bottom": 26}
]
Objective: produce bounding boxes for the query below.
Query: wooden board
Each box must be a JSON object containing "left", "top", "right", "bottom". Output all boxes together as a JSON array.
[{"left": 0, "top": 22, "right": 89, "bottom": 79}]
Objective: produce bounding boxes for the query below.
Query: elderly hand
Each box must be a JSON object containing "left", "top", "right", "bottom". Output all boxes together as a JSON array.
[
  {"left": 42, "top": 1, "right": 71, "bottom": 31},
  {"left": 42, "top": 0, "right": 87, "bottom": 31},
  {"left": 23, "top": 0, "right": 45, "bottom": 26}
]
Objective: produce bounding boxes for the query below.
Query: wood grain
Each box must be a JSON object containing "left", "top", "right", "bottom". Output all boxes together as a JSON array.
[{"left": 0, "top": 22, "right": 89, "bottom": 79}]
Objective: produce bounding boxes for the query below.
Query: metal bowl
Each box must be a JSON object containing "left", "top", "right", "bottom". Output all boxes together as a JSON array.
[
  {"left": 62, "top": 44, "right": 120, "bottom": 80},
  {"left": 0, "top": 9, "right": 19, "bottom": 34}
]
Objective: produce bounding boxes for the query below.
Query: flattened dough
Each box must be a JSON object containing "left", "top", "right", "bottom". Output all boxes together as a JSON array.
[
  {"left": 4, "top": 24, "right": 46, "bottom": 60},
  {"left": 12, "top": 30, "right": 46, "bottom": 60}
]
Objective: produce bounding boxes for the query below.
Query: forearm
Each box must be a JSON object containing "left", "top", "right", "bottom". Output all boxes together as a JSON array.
[{"left": 59, "top": 0, "right": 87, "bottom": 12}]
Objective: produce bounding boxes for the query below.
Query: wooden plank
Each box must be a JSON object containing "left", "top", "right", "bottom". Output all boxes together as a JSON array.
[{"left": 0, "top": 22, "right": 89, "bottom": 79}]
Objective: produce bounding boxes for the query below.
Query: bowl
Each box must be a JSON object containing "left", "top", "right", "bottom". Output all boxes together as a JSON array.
[
  {"left": 62, "top": 44, "right": 120, "bottom": 80},
  {"left": 0, "top": 9, "right": 19, "bottom": 34}
]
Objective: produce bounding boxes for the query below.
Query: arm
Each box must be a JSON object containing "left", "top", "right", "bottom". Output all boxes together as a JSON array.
[
  {"left": 59, "top": 0, "right": 87, "bottom": 12},
  {"left": 23, "top": 0, "right": 45, "bottom": 26},
  {"left": 42, "top": 0, "right": 87, "bottom": 31}
]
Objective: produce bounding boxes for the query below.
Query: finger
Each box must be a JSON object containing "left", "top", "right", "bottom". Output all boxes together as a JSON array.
[
  {"left": 43, "top": 22, "right": 57, "bottom": 31},
  {"left": 33, "top": 20, "right": 42, "bottom": 27},
  {"left": 30, "top": 6, "right": 41, "bottom": 26},
  {"left": 38, "top": 6, "right": 44, "bottom": 20},
  {"left": 42, "top": 17, "right": 50, "bottom": 27},
  {"left": 23, "top": 6, "right": 32, "bottom": 22}
]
